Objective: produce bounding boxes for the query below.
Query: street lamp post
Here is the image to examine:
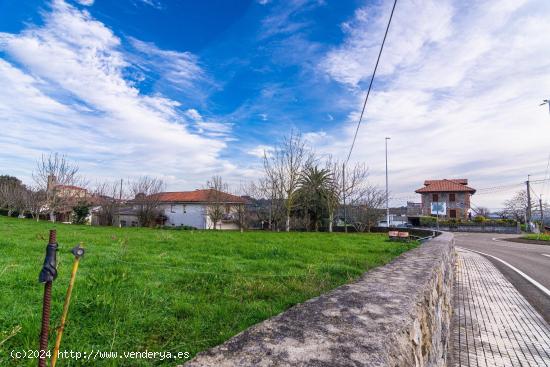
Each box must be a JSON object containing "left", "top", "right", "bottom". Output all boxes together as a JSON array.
[{"left": 385, "top": 137, "right": 391, "bottom": 228}]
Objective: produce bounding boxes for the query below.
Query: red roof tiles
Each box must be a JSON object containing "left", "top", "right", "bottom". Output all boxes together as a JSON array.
[
  {"left": 415, "top": 179, "right": 476, "bottom": 194},
  {"left": 154, "top": 189, "right": 246, "bottom": 203},
  {"left": 424, "top": 179, "right": 468, "bottom": 186},
  {"left": 56, "top": 184, "right": 86, "bottom": 191}
]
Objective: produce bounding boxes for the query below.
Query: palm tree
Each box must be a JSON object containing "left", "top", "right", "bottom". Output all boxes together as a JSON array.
[{"left": 296, "top": 166, "right": 334, "bottom": 231}]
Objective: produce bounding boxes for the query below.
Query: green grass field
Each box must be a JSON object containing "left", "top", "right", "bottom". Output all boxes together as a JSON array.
[
  {"left": 523, "top": 233, "right": 550, "bottom": 241},
  {"left": 0, "top": 216, "right": 417, "bottom": 366}
]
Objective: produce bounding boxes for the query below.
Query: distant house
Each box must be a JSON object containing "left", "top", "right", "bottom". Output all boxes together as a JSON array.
[
  {"left": 46, "top": 175, "right": 91, "bottom": 222},
  {"left": 414, "top": 179, "right": 476, "bottom": 219},
  {"left": 119, "top": 189, "right": 247, "bottom": 229}
]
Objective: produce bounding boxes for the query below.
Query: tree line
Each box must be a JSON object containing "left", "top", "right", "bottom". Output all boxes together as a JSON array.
[
  {"left": 246, "top": 130, "right": 385, "bottom": 232},
  {"left": 0, "top": 132, "right": 389, "bottom": 231}
]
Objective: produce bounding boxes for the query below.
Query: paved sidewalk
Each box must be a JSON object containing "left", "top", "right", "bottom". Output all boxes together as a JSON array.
[{"left": 451, "top": 247, "right": 550, "bottom": 367}]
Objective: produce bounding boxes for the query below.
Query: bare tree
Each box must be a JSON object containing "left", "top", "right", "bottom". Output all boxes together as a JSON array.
[
  {"left": 242, "top": 179, "right": 280, "bottom": 230},
  {"left": 260, "top": 163, "right": 285, "bottom": 231},
  {"left": 130, "top": 176, "right": 166, "bottom": 227},
  {"left": 473, "top": 206, "right": 490, "bottom": 218},
  {"left": 32, "top": 153, "right": 85, "bottom": 222},
  {"left": 24, "top": 186, "right": 46, "bottom": 221},
  {"left": 325, "top": 157, "right": 369, "bottom": 232},
  {"left": 233, "top": 183, "right": 255, "bottom": 232},
  {"left": 349, "top": 185, "right": 386, "bottom": 232},
  {"left": 92, "top": 181, "right": 125, "bottom": 226},
  {"left": 206, "top": 176, "right": 229, "bottom": 230},
  {"left": 502, "top": 190, "right": 529, "bottom": 223},
  {"left": 0, "top": 179, "right": 25, "bottom": 217},
  {"left": 263, "top": 131, "right": 314, "bottom": 231}
]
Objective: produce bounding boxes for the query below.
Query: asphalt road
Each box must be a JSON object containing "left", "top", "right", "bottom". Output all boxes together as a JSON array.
[{"left": 454, "top": 232, "right": 550, "bottom": 322}]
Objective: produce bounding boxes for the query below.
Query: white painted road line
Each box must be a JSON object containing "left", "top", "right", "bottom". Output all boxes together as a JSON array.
[
  {"left": 457, "top": 247, "right": 550, "bottom": 298},
  {"left": 543, "top": 254, "right": 550, "bottom": 258}
]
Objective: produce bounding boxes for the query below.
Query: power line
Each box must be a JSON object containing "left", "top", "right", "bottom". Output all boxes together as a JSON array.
[
  {"left": 530, "top": 178, "right": 550, "bottom": 184},
  {"left": 345, "top": 0, "right": 397, "bottom": 164},
  {"left": 476, "top": 183, "right": 524, "bottom": 192}
]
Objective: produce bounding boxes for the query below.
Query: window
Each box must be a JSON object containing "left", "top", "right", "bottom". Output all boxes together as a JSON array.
[
  {"left": 225, "top": 204, "right": 231, "bottom": 214},
  {"left": 432, "top": 193, "right": 439, "bottom": 202},
  {"left": 450, "top": 209, "right": 457, "bottom": 218},
  {"left": 182, "top": 205, "right": 186, "bottom": 213},
  {"left": 170, "top": 204, "right": 176, "bottom": 213},
  {"left": 449, "top": 193, "right": 456, "bottom": 202}
]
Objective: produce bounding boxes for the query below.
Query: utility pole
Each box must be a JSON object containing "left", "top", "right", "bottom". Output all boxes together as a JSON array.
[
  {"left": 343, "top": 163, "right": 347, "bottom": 233},
  {"left": 385, "top": 137, "right": 391, "bottom": 228},
  {"left": 117, "top": 178, "right": 123, "bottom": 227},
  {"left": 436, "top": 206, "right": 440, "bottom": 231},
  {"left": 540, "top": 196, "right": 544, "bottom": 231},
  {"left": 526, "top": 175, "right": 532, "bottom": 232}
]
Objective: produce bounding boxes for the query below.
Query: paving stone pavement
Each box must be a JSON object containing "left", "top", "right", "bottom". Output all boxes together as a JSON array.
[{"left": 451, "top": 247, "right": 550, "bottom": 367}]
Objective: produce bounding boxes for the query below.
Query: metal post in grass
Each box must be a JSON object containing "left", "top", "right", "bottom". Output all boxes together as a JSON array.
[
  {"left": 38, "top": 230, "right": 58, "bottom": 367},
  {"left": 51, "top": 244, "right": 85, "bottom": 367}
]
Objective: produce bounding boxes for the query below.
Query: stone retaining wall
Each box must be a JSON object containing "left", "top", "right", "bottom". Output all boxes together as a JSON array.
[
  {"left": 185, "top": 233, "right": 455, "bottom": 367},
  {"left": 433, "top": 225, "right": 519, "bottom": 234}
]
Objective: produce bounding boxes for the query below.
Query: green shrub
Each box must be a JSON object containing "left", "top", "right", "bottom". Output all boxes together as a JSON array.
[
  {"left": 420, "top": 216, "right": 437, "bottom": 226},
  {"left": 72, "top": 203, "right": 90, "bottom": 224},
  {"left": 473, "top": 215, "right": 485, "bottom": 223}
]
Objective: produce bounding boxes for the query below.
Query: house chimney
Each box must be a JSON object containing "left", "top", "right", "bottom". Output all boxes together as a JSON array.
[{"left": 47, "top": 175, "right": 57, "bottom": 192}]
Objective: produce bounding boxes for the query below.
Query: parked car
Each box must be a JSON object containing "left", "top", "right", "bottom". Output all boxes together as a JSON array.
[{"left": 396, "top": 223, "right": 413, "bottom": 229}]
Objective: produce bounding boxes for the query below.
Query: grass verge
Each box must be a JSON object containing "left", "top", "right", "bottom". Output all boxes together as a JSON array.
[{"left": 0, "top": 216, "right": 417, "bottom": 366}]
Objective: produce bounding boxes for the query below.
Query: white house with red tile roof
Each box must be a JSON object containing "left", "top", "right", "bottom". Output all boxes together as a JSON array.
[
  {"left": 414, "top": 179, "right": 476, "bottom": 219},
  {"left": 120, "top": 189, "right": 246, "bottom": 229}
]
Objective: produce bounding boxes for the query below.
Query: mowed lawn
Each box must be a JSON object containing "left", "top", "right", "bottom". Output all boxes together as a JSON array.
[
  {"left": 0, "top": 216, "right": 417, "bottom": 366},
  {"left": 524, "top": 233, "right": 550, "bottom": 241}
]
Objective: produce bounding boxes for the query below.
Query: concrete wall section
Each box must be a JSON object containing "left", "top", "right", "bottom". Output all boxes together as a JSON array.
[{"left": 435, "top": 225, "right": 519, "bottom": 234}]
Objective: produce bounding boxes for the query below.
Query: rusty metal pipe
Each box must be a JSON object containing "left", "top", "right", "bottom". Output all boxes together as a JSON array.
[
  {"left": 38, "top": 230, "right": 58, "bottom": 367},
  {"left": 38, "top": 282, "right": 52, "bottom": 367}
]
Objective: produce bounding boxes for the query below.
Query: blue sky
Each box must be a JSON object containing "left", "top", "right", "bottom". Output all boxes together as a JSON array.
[{"left": 1, "top": 0, "right": 550, "bottom": 209}]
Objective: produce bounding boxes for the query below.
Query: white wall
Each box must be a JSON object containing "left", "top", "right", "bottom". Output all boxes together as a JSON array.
[
  {"left": 161, "top": 203, "right": 207, "bottom": 229},
  {"left": 160, "top": 203, "right": 242, "bottom": 230}
]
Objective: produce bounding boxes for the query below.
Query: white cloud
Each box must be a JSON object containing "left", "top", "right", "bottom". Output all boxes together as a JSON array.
[
  {"left": 136, "top": 0, "right": 163, "bottom": 10},
  {"left": 184, "top": 109, "right": 233, "bottom": 139},
  {"left": 185, "top": 108, "right": 202, "bottom": 121},
  {"left": 248, "top": 145, "right": 274, "bottom": 158},
  {"left": 259, "top": 0, "right": 322, "bottom": 39},
  {"left": 128, "top": 37, "right": 208, "bottom": 93},
  {"left": 0, "top": 0, "right": 233, "bottom": 188},
  {"left": 318, "top": 0, "right": 550, "bottom": 209},
  {"left": 76, "top": 0, "right": 94, "bottom": 5},
  {"left": 322, "top": 0, "right": 454, "bottom": 87},
  {"left": 195, "top": 122, "right": 233, "bottom": 137}
]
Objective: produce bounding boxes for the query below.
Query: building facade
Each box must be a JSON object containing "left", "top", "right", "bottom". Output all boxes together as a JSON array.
[
  {"left": 118, "top": 189, "right": 246, "bottom": 229},
  {"left": 414, "top": 179, "right": 476, "bottom": 219}
]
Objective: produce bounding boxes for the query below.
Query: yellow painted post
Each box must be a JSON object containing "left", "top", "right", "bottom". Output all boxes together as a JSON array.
[{"left": 51, "top": 244, "right": 85, "bottom": 367}]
